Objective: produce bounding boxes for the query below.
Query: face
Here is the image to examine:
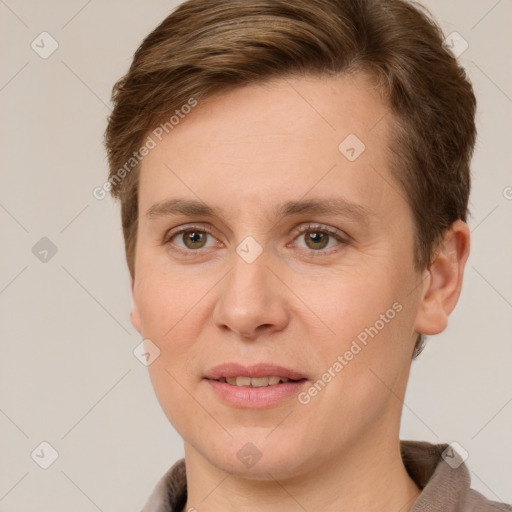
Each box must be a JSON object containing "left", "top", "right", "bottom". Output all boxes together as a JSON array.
[{"left": 131, "top": 73, "right": 427, "bottom": 479}]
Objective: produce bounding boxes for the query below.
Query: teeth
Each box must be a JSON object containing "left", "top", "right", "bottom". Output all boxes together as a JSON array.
[
  {"left": 224, "top": 376, "right": 291, "bottom": 387},
  {"left": 236, "top": 376, "right": 252, "bottom": 387}
]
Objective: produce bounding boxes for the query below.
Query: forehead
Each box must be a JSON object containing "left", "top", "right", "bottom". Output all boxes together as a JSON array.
[{"left": 138, "top": 73, "right": 401, "bottom": 221}]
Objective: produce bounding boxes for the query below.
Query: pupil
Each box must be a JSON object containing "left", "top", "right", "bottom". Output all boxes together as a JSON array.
[
  {"left": 307, "top": 232, "right": 328, "bottom": 249},
  {"left": 186, "top": 231, "right": 204, "bottom": 248}
]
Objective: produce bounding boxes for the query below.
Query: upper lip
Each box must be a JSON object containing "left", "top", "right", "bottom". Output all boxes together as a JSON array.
[{"left": 204, "top": 363, "right": 307, "bottom": 381}]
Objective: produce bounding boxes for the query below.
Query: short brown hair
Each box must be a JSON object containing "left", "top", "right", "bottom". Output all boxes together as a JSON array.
[{"left": 104, "top": 0, "right": 476, "bottom": 357}]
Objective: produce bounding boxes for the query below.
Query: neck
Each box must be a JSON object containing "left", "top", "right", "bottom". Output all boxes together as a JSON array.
[{"left": 183, "top": 430, "right": 420, "bottom": 512}]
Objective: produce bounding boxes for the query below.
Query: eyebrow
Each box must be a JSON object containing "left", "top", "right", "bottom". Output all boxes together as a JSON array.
[{"left": 146, "top": 197, "right": 375, "bottom": 223}]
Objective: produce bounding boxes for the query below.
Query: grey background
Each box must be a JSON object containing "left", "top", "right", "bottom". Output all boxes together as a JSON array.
[{"left": 0, "top": 0, "right": 511, "bottom": 510}]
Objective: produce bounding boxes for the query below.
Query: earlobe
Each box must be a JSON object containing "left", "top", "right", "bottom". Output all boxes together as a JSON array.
[
  {"left": 130, "top": 276, "right": 142, "bottom": 333},
  {"left": 414, "top": 220, "right": 470, "bottom": 336}
]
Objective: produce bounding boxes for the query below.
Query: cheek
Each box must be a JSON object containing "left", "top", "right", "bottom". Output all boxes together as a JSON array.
[
  {"left": 134, "top": 250, "right": 209, "bottom": 339},
  {"left": 300, "top": 282, "right": 412, "bottom": 433},
  {"left": 309, "top": 265, "right": 414, "bottom": 393},
  {"left": 316, "top": 268, "right": 402, "bottom": 341},
  {"left": 133, "top": 257, "right": 212, "bottom": 403},
  {"left": 135, "top": 264, "right": 212, "bottom": 433},
  {"left": 145, "top": 358, "right": 208, "bottom": 445}
]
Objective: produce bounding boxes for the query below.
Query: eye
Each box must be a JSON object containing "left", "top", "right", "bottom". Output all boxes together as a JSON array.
[
  {"left": 163, "top": 225, "right": 220, "bottom": 252},
  {"left": 290, "top": 223, "right": 348, "bottom": 254},
  {"left": 163, "top": 222, "right": 349, "bottom": 256}
]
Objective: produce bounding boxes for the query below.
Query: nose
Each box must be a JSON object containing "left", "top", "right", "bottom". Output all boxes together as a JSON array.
[{"left": 212, "top": 250, "right": 290, "bottom": 340}]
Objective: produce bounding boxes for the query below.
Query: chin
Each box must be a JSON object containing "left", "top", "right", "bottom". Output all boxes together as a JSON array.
[{"left": 197, "top": 433, "right": 315, "bottom": 481}]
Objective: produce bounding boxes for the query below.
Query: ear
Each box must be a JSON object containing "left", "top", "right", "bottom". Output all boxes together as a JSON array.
[
  {"left": 130, "top": 275, "right": 142, "bottom": 334},
  {"left": 414, "top": 220, "right": 470, "bottom": 336}
]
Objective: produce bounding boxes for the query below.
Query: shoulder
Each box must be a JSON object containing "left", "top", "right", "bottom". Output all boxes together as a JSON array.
[
  {"left": 141, "top": 459, "right": 187, "bottom": 512},
  {"left": 460, "top": 488, "right": 512, "bottom": 511},
  {"left": 400, "top": 440, "right": 511, "bottom": 512}
]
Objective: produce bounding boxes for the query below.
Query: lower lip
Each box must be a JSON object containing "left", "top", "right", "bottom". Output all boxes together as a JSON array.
[{"left": 205, "top": 379, "right": 307, "bottom": 408}]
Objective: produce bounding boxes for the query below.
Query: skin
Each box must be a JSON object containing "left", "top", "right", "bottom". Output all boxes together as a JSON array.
[{"left": 130, "top": 73, "right": 470, "bottom": 512}]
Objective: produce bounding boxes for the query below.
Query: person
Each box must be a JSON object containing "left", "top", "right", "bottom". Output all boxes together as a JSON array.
[{"left": 103, "top": 0, "right": 511, "bottom": 511}]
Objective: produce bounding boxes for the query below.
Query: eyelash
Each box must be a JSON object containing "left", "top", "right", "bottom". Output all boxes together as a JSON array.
[{"left": 162, "top": 223, "right": 350, "bottom": 258}]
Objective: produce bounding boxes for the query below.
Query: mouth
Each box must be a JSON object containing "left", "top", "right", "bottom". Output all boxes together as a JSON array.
[
  {"left": 214, "top": 376, "right": 303, "bottom": 387},
  {"left": 204, "top": 363, "right": 308, "bottom": 408}
]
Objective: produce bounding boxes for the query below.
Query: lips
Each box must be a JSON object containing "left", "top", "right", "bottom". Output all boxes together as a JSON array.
[
  {"left": 222, "top": 376, "right": 291, "bottom": 387},
  {"left": 204, "top": 363, "right": 308, "bottom": 408},
  {"left": 204, "top": 363, "right": 308, "bottom": 382}
]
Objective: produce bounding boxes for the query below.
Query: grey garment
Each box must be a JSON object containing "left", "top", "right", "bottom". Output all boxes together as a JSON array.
[{"left": 141, "top": 441, "right": 511, "bottom": 512}]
